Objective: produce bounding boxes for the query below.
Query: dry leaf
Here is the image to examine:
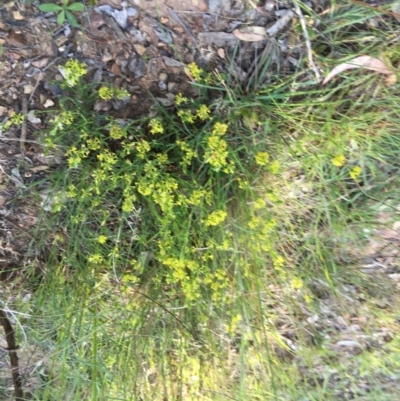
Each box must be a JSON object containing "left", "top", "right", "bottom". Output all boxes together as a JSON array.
[
  {"left": 232, "top": 26, "right": 267, "bottom": 42},
  {"left": 217, "top": 48, "right": 226, "bottom": 59},
  {"left": 323, "top": 56, "right": 395, "bottom": 85}
]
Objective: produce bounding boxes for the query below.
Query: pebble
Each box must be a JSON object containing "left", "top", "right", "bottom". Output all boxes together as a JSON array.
[
  {"left": 102, "top": 52, "right": 113, "bottom": 62},
  {"left": 0, "top": 106, "right": 7, "bottom": 117},
  {"left": 158, "top": 81, "right": 167, "bottom": 91},
  {"left": 134, "top": 44, "right": 146, "bottom": 56},
  {"left": 13, "top": 10, "right": 24, "bottom": 20},
  {"left": 159, "top": 72, "right": 168, "bottom": 81},
  {"left": 111, "top": 63, "right": 122, "bottom": 75},
  {"left": 43, "top": 99, "right": 55, "bottom": 108},
  {"left": 23, "top": 84, "right": 35, "bottom": 94},
  {"left": 167, "top": 82, "right": 176, "bottom": 92}
]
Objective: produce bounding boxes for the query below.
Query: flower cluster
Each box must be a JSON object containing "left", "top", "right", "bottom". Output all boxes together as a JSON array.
[
  {"left": 148, "top": 118, "right": 164, "bottom": 135},
  {"left": 59, "top": 59, "right": 87, "bottom": 87},
  {"left": 204, "top": 122, "right": 230, "bottom": 172},
  {"left": 98, "top": 85, "right": 130, "bottom": 100}
]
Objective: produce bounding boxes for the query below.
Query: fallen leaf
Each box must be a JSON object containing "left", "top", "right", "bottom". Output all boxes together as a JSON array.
[
  {"left": 217, "top": 48, "right": 226, "bottom": 59},
  {"left": 232, "top": 26, "right": 267, "bottom": 42},
  {"left": 5, "top": 29, "right": 26, "bottom": 47},
  {"left": 32, "top": 58, "right": 50, "bottom": 69},
  {"left": 323, "top": 56, "right": 395, "bottom": 85}
]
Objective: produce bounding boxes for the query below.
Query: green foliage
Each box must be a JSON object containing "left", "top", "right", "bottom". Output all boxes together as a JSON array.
[
  {"left": 38, "top": 0, "right": 84, "bottom": 27},
  {"left": 41, "top": 61, "right": 284, "bottom": 304},
  {"left": 7, "top": 2, "right": 400, "bottom": 399}
]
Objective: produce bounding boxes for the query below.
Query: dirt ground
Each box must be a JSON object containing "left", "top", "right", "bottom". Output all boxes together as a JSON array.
[{"left": 1, "top": 0, "right": 400, "bottom": 399}]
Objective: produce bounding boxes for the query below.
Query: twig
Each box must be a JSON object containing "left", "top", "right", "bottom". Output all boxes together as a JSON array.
[
  {"left": 20, "top": 95, "right": 28, "bottom": 152},
  {"left": 28, "top": 57, "right": 61, "bottom": 104},
  {"left": 28, "top": 71, "right": 44, "bottom": 104},
  {"left": 167, "top": 7, "right": 198, "bottom": 48},
  {"left": 102, "top": 13, "right": 127, "bottom": 42},
  {"left": 293, "top": 1, "right": 321, "bottom": 83},
  {"left": 0, "top": 308, "right": 24, "bottom": 401}
]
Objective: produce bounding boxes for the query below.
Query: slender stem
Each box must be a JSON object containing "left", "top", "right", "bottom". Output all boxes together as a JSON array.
[{"left": 0, "top": 309, "right": 24, "bottom": 401}]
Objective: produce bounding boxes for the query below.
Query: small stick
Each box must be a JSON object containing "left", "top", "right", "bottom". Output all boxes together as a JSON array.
[
  {"left": 293, "top": 1, "right": 321, "bottom": 83},
  {"left": 28, "top": 71, "right": 43, "bottom": 104},
  {"left": 20, "top": 95, "right": 28, "bottom": 152},
  {"left": 0, "top": 309, "right": 24, "bottom": 401}
]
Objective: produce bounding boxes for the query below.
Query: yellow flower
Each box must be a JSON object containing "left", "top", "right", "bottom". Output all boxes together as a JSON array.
[
  {"left": 254, "top": 198, "right": 265, "bottom": 209},
  {"left": 204, "top": 210, "right": 227, "bottom": 227},
  {"left": 60, "top": 59, "right": 87, "bottom": 86},
  {"left": 175, "top": 93, "right": 188, "bottom": 106},
  {"left": 273, "top": 255, "right": 285, "bottom": 270},
  {"left": 188, "top": 62, "right": 203, "bottom": 80},
  {"left": 331, "top": 154, "right": 346, "bottom": 167},
  {"left": 196, "top": 104, "right": 211, "bottom": 121},
  {"left": 98, "top": 235, "right": 108, "bottom": 244},
  {"left": 88, "top": 253, "right": 103, "bottom": 263},
  {"left": 177, "top": 109, "right": 195, "bottom": 123},
  {"left": 156, "top": 153, "right": 168, "bottom": 164},
  {"left": 265, "top": 191, "right": 278, "bottom": 202},
  {"left": 305, "top": 294, "right": 312, "bottom": 304},
  {"left": 136, "top": 140, "right": 151, "bottom": 158},
  {"left": 204, "top": 134, "right": 229, "bottom": 171},
  {"left": 149, "top": 118, "right": 164, "bottom": 134},
  {"left": 109, "top": 125, "right": 124, "bottom": 139},
  {"left": 269, "top": 160, "right": 281, "bottom": 174},
  {"left": 8, "top": 112, "right": 24, "bottom": 126},
  {"left": 115, "top": 88, "right": 129, "bottom": 99},
  {"left": 211, "top": 122, "right": 228, "bottom": 136},
  {"left": 255, "top": 152, "right": 270, "bottom": 166},
  {"left": 291, "top": 277, "right": 303, "bottom": 289},
  {"left": 350, "top": 166, "right": 362, "bottom": 180},
  {"left": 66, "top": 184, "right": 77, "bottom": 198},
  {"left": 98, "top": 86, "right": 114, "bottom": 100}
]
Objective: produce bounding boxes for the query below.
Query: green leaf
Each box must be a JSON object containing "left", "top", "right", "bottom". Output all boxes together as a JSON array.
[
  {"left": 65, "top": 10, "right": 78, "bottom": 27},
  {"left": 57, "top": 9, "right": 65, "bottom": 25},
  {"left": 62, "top": 0, "right": 69, "bottom": 6},
  {"left": 38, "top": 3, "right": 63, "bottom": 12},
  {"left": 67, "top": 2, "right": 84, "bottom": 11}
]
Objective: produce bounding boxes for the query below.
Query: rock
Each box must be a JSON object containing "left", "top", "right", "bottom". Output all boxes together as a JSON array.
[
  {"left": 102, "top": 52, "right": 113, "bottom": 63},
  {"left": 198, "top": 32, "right": 239, "bottom": 47},
  {"left": 95, "top": 5, "right": 137, "bottom": 29},
  {"left": 167, "top": 82, "right": 176, "bottom": 92},
  {"left": 113, "top": 97, "right": 130, "bottom": 110},
  {"left": 335, "top": 340, "right": 363, "bottom": 354},
  {"left": 23, "top": 84, "right": 35, "bottom": 94},
  {"left": 158, "top": 81, "right": 167, "bottom": 91},
  {"left": 0, "top": 106, "right": 7, "bottom": 116},
  {"left": 162, "top": 57, "right": 183, "bottom": 68},
  {"left": 27, "top": 110, "right": 41, "bottom": 124},
  {"left": 94, "top": 100, "right": 112, "bottom": 112},
  {"left": 111, "top": 63, "right": 122, "bottom": 75},
  {"left": 128, "top": 55, "right": 145, "bottom": 79},
  {"left": 134, "top": 44, "right": 146, "bottom": 56},
  {"left": 152, "top": 26, "right": 172, "bottom": 44},
  {"left": 156, "top": 97, "right": 174, "bottom": 107},
  {"left": 158, "top": 72, "right": 168, "bottom": 81},
  {"left": 43, "top": 99, "right": 55, "bottom": 108},
  {"left": 93, "top": 70, "right": 103, "bottom": 83},
  {"left": 13, "top": 10, "right": 25, "bottom": 20},
  {"left": 129, "top": 28, "right": 147, "bottom": 42}
]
